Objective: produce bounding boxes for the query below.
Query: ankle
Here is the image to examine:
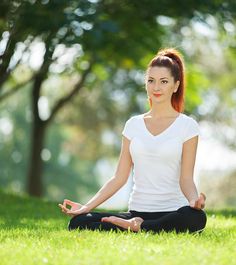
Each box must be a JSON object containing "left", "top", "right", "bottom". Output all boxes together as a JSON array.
[{"left": 132, "top": 217, "right": 144, "bottom": 231}]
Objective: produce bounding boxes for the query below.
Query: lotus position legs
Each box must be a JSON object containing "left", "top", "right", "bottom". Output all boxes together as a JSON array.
[
  {"left": 101, "top": 216, "right": 144, "bottom": 232},
  {"left": 68, "top": 206, "right": 207, "bottom": 234}
]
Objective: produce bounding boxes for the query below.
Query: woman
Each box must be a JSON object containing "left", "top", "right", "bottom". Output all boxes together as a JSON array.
[{"left": 59, "top": 48, "right": 207, "bottom": 234}]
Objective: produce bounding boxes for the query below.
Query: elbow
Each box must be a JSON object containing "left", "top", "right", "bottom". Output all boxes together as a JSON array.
[
  {"left": 179, "top": 177, "right": 184, "bottom": 187},
  {"left": 113, "top": 174, "right": 129, "bottom": 188},
  {"left": 179, "top": 179, "right": 184, "bottom": 192},
  {"left": 116, "top": 177, "right": 128, "bottom": 188}
]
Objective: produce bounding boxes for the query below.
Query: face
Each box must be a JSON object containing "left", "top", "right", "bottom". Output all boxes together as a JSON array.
[{"left": 145, "top": 66, "right": 180, "bottom": 105}]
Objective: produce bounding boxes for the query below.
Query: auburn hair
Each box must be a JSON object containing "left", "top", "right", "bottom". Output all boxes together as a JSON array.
[{"left": 146, "top": 48, "right": 185, "bottom": 113}]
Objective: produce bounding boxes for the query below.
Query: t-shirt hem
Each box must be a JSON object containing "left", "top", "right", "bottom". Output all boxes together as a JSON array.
[
  {"left": 128, "top": 203, "right": 188, "bottom": 212},
  {"left": 183, "top": 132, "right": 199, "bottom": 142},
  {"left": 122, "top": 132, "right": 132, "bottom": 140}
]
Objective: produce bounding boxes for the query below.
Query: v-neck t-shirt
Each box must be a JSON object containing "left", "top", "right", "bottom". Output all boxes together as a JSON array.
[{"left": 122, "top": 113, "right": 200, "bottom": 212}]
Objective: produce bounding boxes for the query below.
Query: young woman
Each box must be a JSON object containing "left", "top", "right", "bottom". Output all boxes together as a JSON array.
[{"left": 59, "top": 48, "right": 207, "bottom": 234}]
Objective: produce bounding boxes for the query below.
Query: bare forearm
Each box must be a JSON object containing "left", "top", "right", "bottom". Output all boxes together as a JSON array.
[
  {"left": 180, "top": 178, "right": 199, "bottom": 202},
  {"left": 85, "top": 177, "right": 125, "bottom": 211}
]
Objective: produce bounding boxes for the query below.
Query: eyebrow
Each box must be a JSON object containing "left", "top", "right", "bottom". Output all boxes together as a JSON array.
[{"left": 148, "top": 76, "right": 169, "bottom": 80}]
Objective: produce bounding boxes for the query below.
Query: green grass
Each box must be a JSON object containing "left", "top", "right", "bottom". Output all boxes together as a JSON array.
[{"left": 0, "top": 190, "right": 236, "bottom": 265}]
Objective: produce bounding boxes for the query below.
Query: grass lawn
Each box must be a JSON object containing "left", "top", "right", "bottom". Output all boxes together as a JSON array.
[{"left": 0, "top": 190, "right": 236, "bottom": 265}]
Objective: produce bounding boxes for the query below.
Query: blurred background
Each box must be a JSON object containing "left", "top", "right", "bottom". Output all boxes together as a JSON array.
[{"left": 0, "top": 0, "right": 235, "bottom": 210}]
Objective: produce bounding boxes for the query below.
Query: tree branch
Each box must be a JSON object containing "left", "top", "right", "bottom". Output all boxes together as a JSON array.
[
  {"left": 0, "top": 76, "right": 33, "bottom": 102},
  {"left": 0, "top": 26, "right": 18, "bottom": 90},
  {"left": 46, "top": 63, "right": 93, "bottom": 125}
]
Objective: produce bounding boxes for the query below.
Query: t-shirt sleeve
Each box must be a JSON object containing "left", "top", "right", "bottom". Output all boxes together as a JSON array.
[
  {"left": 183, "top": 117, "right": 200, "bottom": 142},
  {"left": 122, "top": 118, "right": 134, "bottom": 140}
]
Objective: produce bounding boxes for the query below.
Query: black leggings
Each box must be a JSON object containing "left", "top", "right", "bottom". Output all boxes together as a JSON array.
[{"left": 68, "top": 206, "right": 207, "bottom": 234}]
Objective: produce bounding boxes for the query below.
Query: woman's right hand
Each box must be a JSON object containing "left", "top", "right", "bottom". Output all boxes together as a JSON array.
[{"left": 58, "top": 199, "right": 90, "bottom": 217}]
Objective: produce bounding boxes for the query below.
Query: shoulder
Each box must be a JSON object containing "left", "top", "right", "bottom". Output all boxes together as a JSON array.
[
  {"left": 180, "top": 113, "right": 199, "bottom": 126},
  {"left": 180, "top": 113, "right": 200, "bottom": 141},
  {"left": 122, "top": 114, "right": 143, "bottom": 140},
  {"left": 125, "top": 113, "right": 143, "bottom": 124}
]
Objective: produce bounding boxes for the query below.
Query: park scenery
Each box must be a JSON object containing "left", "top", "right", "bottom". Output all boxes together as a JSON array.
[{"left": 0, "top": 1, "right": 236, "bottom": 265}]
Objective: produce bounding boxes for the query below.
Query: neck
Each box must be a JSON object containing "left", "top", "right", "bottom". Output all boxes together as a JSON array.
[{"left": 148, "top": 102, "right": 178, "bottom": 118}]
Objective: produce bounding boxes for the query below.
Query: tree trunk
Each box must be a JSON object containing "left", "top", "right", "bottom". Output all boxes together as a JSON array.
[
  {"left": 26, "top": 47, "right": 50, "bottom": 197},
  {"left": 26, "top": 120, "right": 46, "bottom": 197},
  {"left": 25, "top": 55, "right": 92, "bottom": 197}
]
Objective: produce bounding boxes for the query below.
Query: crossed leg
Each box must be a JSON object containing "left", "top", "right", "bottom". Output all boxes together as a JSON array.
[
  {"left": 68, "top": 211, "right": 136, "bottom": 231},
  {"left": 101, "top": 216, "right": 144, "bottom": 232},
  {"left": 68, "top": 206, "right": 207, "bottom": 234},
  {"left": 100, "top": 206, "right": 207, "bottom": 233}
]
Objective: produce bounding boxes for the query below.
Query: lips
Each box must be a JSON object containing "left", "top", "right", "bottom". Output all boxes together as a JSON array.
[{"left": 153, "top": 93, "right": 162, "bottom": 97}]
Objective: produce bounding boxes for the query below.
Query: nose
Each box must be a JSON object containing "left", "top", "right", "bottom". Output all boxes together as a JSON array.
[{"left": 153, "top": 87, "right": 160, "bottom": 92}]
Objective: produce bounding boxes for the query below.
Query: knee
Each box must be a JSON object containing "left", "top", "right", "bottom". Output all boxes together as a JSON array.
[
  {"left": 177, "top": 206, "right": 207, "bottom": 232},
  {"left": 68, "top": 216, "right": 79, "bottom": 231},
  {"left": 68, "top": 214, "right": 89, "bottom": 231},
  {"left": 196, "top": 209, "right": 207, "bottom": 230}
]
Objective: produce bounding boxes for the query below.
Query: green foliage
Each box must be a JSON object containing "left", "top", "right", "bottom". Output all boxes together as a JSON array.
[
  {"left": 0, "top": 86, "right": 31, "bottom": 191},
  {"left": 0, "top": 190, "right": 236, "bottom": 265},
  {"left": 185, "top": 64, "right": 211, "bottom": 113},
  {"left": 0, "top": 87, "right": 100, "bottom": 202},
  {"left": 1, "top": 0, "right": 236, "bottom": 200}
]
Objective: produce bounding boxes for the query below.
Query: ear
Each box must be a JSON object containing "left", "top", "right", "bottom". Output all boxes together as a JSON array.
[{"left": 174, "top": 80, "right": 180, "bottom": 92}]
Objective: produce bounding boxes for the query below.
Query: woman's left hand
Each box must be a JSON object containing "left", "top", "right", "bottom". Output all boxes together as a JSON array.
[{"left": 189, "top": 192, "right": 206, "bottom": 210}]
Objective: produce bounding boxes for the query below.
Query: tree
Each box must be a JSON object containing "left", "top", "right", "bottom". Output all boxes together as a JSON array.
[{"left": 1, "top": 0, "right": 235, "bottom": 197}]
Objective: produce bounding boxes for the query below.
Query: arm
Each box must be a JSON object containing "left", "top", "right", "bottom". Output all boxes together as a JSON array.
[
  {"left": 180, "top": 136, "right": 206, "bottom": 209},
  {"left": 85, "top": 136, "right": 133, "bottom": 210},
  {"left": 59, "top": 136, "right": 133, "bottom": 216}
]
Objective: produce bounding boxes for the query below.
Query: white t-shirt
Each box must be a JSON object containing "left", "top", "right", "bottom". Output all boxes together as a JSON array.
[{"left": 122, "top": 113, "right": 200, "bottom": 212}]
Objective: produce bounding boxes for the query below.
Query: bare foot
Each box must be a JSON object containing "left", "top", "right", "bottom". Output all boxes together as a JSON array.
[{"left": 101, "top": 216, "right": 144, "bottom": 232}]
